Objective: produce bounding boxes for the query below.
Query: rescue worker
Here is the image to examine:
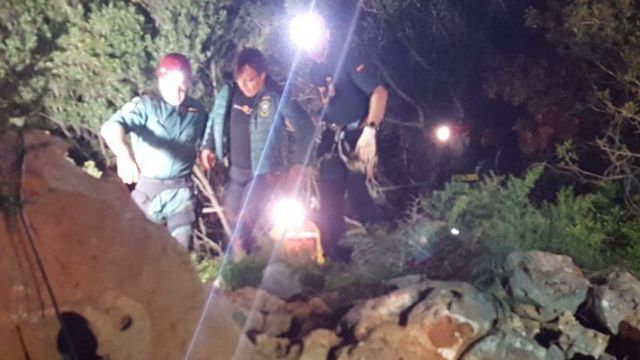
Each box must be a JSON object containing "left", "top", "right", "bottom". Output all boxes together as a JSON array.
[
  {"left": 200, "top": 47, "right": 314, "bottom": 261},
  {"left": 306, "top": 14, "right": 389, "bottom": 261},
  {"left": 101, "top": 53, "right": 210, "bottom": 250}
]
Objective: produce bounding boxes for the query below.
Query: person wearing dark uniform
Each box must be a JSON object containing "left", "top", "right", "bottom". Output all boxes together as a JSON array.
[
  {"left": 101, "top": 53, "right": 211, "bottom": 250},
  {"left": 201, "top": 48, "right": 314, "bottom": 261},
  {"left": 307, "top": 15, "right": 389, "bottom": 261}
]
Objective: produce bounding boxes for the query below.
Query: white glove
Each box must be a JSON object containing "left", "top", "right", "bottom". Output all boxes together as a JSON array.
[{"left": 354, "top": 126, "right": 377, "bottom": 180}]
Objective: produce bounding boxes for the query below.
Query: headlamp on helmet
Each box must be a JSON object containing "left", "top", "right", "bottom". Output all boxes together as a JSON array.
[{"left": 289, "top": 13, "right": 326, "bottom": 50}]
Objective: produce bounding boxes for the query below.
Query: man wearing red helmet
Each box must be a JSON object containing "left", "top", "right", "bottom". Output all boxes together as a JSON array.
[{"left": 100, "top": 53, "right": 211, "bottom": 249}]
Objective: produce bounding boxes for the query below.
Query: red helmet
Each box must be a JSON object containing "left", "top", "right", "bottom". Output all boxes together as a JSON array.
[{"left": 156, "top": 53, "right": 191, "bottom": 82}]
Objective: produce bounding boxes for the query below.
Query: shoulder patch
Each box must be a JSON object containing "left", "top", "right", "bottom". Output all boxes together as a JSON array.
[
  {"left": 258, "top": 98, "right": 270, "bottom": 117},
  {"left": 355, "top": 64, "right": 366, "bottom": 72},
  {"left": 121, "top": 98, "right": 142, "bottom": 114}
]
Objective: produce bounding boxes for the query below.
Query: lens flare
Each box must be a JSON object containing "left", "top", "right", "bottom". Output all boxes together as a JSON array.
[
  {"left": 272, "top": 198, "right": 306, "bottom": 230},
  {"left": 289, "top": 13, "right": 325, "bottom": 50}
]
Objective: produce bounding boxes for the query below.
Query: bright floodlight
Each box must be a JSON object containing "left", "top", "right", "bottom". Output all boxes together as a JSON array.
[
  {"left": 272, "top": 198, "right": 306, "bottom": 230},
  {"left": 436, "top": 125, "right": 451, "bottom": 142},
  {"left": 289, "top": 13, "right": 324, "bottom": 50},
  {"left": 450, "top": 228, "right": 460, "bottom": 236}
]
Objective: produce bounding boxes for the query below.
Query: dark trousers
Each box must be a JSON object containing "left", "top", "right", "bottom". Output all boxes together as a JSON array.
[
  {"left": 317, "top": 128, "right": 380, "bottom": 260},
  {"left": 224, "top": 167, "right": 282, "bottom": 252}
]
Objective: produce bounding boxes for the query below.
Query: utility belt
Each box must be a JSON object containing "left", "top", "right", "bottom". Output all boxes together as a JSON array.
[
  {"left": 131, "top": 175, "right": 196, "bottom": 231},
  {"left": 321, "top": 120, "right": 361, "bottom": 134},
  {"left": 319, "top": 120, "right": 364, "bottom": 172},
  {"left": 136, "top": 175, "right": 193, "bottom": 196},
  {"left": 319, "top": 120, "right": 361, "bottom": 151},
  {"left": 132, "top": 175, "right": 193, "bottom": 211}
]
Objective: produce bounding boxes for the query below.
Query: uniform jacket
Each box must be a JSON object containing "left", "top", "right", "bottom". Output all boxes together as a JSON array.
[
  {"left": 202, "top": 78, "right": 314, "bottom": 176},
  {"left": 106, "top": 94, "right": 208, "bottom": 179}
]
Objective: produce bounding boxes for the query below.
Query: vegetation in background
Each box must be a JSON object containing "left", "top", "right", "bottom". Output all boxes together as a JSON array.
[
  {"left": 4, "top": 0, "right": 640, "bottom": 287},
  {"left": 0, "top": 0, "right": 276, "bottom": 135}
]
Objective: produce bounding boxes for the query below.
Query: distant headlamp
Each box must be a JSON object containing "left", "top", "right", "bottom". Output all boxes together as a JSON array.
[
  {"left": 436, "top": 125, "right": 452, "bottom": 142},
  {"left": 289, "top": 13, "right": 325, "bottom": 50}
]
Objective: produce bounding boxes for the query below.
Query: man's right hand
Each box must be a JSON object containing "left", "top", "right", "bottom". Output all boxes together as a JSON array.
[
  {"left": 199, "top": 149, "right": 216, "bottom": 171},
  {"left": 116, "top": 155, "right": 140, "bottom": 184}
]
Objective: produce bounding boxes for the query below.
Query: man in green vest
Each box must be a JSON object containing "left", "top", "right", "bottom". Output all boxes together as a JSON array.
[
  {"left": 101, "top": 53, "right": 211, "bottom": 250},
  {"left": 201, "top": 47, "right": 315, "bottom": 261}
]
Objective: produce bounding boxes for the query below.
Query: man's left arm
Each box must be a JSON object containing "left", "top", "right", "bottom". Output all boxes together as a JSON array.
[
  {"left": 349, "top": 57, "right": 389, "bottom": 178},
  {"left": 365, "top": 84, "right": 388, "bottom": 129},
  {"left": 348, "top": 56, "right": 388, "bottom": 128}
]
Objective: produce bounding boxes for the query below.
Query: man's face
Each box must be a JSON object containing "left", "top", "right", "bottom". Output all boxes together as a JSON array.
[
  {"left": 158, "top": 71, "right": 188, "bottom": 106},
  {"left": 235, "top": 65, "right": 266, "bottom": 98}
]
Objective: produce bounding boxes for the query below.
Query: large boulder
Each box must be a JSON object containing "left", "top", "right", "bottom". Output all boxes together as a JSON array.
[
  {"left": 337, "top": 280, "right": 496, "bottom": 360},
  {"left": 503, "top": 251, "right": 590, "bottom": 322},
  {"left": 0, "top": 129, "right": 252, "bottom": 359}
]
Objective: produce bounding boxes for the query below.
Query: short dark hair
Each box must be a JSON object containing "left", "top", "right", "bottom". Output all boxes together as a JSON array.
[{"left": 236, "top": 47, "right": 267, "bottom": 75}]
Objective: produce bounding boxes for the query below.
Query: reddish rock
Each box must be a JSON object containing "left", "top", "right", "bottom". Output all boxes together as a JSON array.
[{"left": 0, "top": 129, "right": 252, "bottom": 359}]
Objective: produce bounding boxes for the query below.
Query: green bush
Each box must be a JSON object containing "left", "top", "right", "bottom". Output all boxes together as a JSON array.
[
  {"left": 191, "top": 253, "right": 223, "bottom": 284},
  {"left": 219, "top": 255, "right": 269, "bottom": 290},
  {"left": 418, "top": 165, "right": 640, "bottom": 282},
  {"left": 0, "top": 0, "right": 279, "bottom": 132}
]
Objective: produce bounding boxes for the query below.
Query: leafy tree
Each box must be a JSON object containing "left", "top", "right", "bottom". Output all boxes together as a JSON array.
[
  {"left": 483, "top": 54, "right": 586, "bottom": 157},
  {"left": 140, "top": 0, "right": 277, "bottom": 104},
  {"left": 43, "top": 2, "right": 152, "bottom": 134},
  {"left": 528, "top": 0, "right": 640, "bottom": 214},
  {"left": 0, "top": 0, "right": 67, "bottom": 126},
  {"left": 0, "top": 0, "right": 279, "bottom": 134}
]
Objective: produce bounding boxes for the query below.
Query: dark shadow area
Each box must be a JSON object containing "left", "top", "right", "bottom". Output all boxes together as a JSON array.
[{"left": 56, "top": 312, "right": 102, "bottom": 360}]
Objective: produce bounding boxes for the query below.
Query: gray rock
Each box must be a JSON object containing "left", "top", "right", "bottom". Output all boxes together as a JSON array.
[
  {"left": 254, "top": 333, "right": 298, "bottom": 360},
  {"left": 592, "top": 271, "right": 640, "bottom": 335},
  {"left": 226, "top": 287, "right": 292, "bottom": 336},
  {"left": 503, "top": 251, "right": 590, "bottom": 322},
  {"left": 341, "top": 284, "right": 425, "bottom": 338},
  {"left": 383, "top": 274, "right": 426, "bottom": 288},
  {"left": 556, "top": 311, "right": 609, "bottom": 358},
  {"left": 300, "top": 329, "right": 342, "bottom": 360},
  {"left": 338, "top": 280, "right": 497, "bottom": 360},
  {"left": 461, "top": 330, "right": 562, "bottom": 360},
  {"left": 262, "top": 262, "right": 303, "bottom": 300},
  {"left": 598, "top": 353, "right": 617, "bottom": 360}
]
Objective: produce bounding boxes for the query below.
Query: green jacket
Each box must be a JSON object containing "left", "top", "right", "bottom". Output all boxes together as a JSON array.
[
  {"left": 106, "top": 94, "right": 208, "bottom": 179},
  {"left": 202, "top": 78, "right": 314, "bottom": 176}
]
